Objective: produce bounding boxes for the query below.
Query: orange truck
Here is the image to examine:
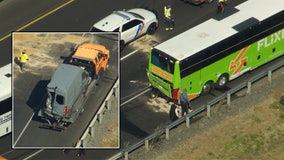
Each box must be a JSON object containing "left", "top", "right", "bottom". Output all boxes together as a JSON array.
[
  {"left": 38, "top": 43, "right": 110, "bottom": 130},
  {"left": 70, "top": 43, "right": 110, "bottom": 79}
]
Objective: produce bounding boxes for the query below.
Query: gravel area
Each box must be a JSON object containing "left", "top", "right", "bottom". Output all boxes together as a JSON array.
[{"left": 84, "top": 95, "right": 119, "bottom": 148}]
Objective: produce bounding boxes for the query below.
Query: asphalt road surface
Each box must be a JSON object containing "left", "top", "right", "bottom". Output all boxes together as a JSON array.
[{"left": 3, "top": 0, "right": 277, "bottom": 159}]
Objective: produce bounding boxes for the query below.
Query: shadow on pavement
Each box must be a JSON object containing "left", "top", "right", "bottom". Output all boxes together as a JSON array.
[
  {"left": 26, "top": 80, "right": 49, "bottom": 113},
  {"left": 121, "top": 113, "right": 149, "bottom": 139}
]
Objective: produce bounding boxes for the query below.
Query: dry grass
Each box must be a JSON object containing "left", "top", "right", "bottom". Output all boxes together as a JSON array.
[
  {"left": 150, "top": 90, "right": 284, "bottom": 160},
  {"left": 96, "top": 121, "right": 119, "bottom": 147}
]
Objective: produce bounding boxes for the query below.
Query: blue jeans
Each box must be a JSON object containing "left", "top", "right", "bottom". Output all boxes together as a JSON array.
[
  {"left": 164, "top": 18, "right": 174, "bottom": 29},
  {"left": 20, "top": 62, "right": 26, "bottom": 71}
]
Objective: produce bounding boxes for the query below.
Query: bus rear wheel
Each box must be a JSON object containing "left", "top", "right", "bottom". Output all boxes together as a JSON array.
[
  {"left": 216, "top": 74, "right": 229, "bottom": 89},
  {"left": 202, "top": 81, "right": 213, "bottom": 95}
]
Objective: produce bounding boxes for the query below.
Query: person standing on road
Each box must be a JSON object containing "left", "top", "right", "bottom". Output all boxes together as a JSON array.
[
  {"left": 169, "top": 103, "right": 179, "bottom": 122},
  {"left": 180, "top": 89, "right": 191, "bottom": 116},
  {"left": 217, "top": 0, "right": 227, "bottom": 13},
  {"left": 19, "top": 50, "right": 29, "bottom": 72},
  {"left": 164, "top": 4, "right": 174, "bottom": 31}
]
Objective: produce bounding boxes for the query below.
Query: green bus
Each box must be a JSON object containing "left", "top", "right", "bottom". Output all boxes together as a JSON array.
[{"left": 147, "top": 0, "right": 284, "bottom": 102}]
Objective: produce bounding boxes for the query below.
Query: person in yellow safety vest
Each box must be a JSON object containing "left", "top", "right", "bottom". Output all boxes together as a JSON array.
[
  {"left": 164, "top": 4, "right": 174, "bottom": 31},
  {"left": 218, "top": 0, "right": 227, "bottom": 13},
  {"left": 19, "top": 50, "right": 29, "bottom": 72}
]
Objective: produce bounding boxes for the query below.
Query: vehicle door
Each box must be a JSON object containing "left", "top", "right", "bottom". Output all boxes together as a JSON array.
[
  {"left": 95, "top": 52, "right": 105, "bottom": 74},
  {"left": 51, "top": 92, "right": 65, "bottom": 116},
  {"left": 121, "top": 19, "right": 144, "bottom": 43}
]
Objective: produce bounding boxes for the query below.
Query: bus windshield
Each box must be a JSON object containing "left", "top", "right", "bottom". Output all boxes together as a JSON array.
[{"left": 151, "top": 49, "right": 175, "bottom": 74}]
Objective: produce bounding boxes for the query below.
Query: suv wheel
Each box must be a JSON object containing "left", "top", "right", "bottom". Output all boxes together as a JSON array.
[{"left": 147, "top": 23, "right": 157, "bottom": 35}]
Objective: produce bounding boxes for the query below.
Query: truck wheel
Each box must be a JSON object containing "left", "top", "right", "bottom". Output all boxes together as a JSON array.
[
  {"left": 201, "top": 81, "right": 213, "bottom": 95},
  {"left": 64, "top": 122, "right": 71, "bottom": 127},
  {"left": 216, "top": 74, "right": 229, "bottom": 89},
  {"left": 147, "top": 23, "right": 157, "bottom": 35}
]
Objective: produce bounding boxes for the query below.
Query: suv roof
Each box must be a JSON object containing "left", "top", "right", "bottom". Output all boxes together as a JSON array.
[
  {"left": 73, "top": 43, "right": 109, "bottom": 60},
  {"left": 93, "top": 11, "right": 135, "bottom": 31}
]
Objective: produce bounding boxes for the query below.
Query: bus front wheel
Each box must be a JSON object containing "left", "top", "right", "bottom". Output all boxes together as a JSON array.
[
  {"left": 201, "top": 81, "right": 213, "bottom": 95},
  {"left": 216, "top": 74, "right": 229, "bottom": 89}
]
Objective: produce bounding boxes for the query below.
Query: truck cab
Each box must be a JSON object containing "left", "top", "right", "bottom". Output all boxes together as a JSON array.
[{"left": 70, "top": 43, "right": 110, "bottom": 79}]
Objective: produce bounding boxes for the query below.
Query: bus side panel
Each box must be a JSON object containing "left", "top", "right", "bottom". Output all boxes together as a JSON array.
[
  {"left": 202, "top": 28, "right": 284, "bottom": 84},
  {"left": 200, "top": 57, "right": 229, "bottom": 88},
  {"left": 251, "top": 28, "right": 284, "bottom": 69},
  {"left": 192, "top": 28, "right": 284, "bottom": 96},
  {"left": 199, "top": 50, "right": 239, "bottom": 87},
  {"left": 228, "top": 45, "right": 252, "bottom": 79},
  {"left": 180, "top": 70, "right": 201, "bottom": 99}
]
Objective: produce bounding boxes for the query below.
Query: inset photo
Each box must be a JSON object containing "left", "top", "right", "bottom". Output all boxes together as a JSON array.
[{"left": 12, "top": 32, "right": 120, "bottom": 149}]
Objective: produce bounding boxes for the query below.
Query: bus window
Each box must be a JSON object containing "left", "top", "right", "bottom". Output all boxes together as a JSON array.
[{"left": 151, "top": 50, "right": 175, "bottom": 74}]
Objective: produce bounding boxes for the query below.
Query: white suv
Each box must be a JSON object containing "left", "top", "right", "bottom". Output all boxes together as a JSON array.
[{"left": 91, "top": 8, "right": 158, "bottom": 50}]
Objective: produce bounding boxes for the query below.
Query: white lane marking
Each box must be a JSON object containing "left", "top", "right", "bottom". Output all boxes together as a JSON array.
[
  {"left": 13, "top": 94, "right": 47, "bottom": 147},
  {"left": 1, "top": 149, "right": 14, "bottom": 156},
  {"left": 121, "top": 87, "right": 151, "bottom": 106},
  {"left": 13, "top": 113, "right": 34, "bottom": 147},
  {"left": 121, "top": 49, "right": 138, "bottom": 61},
  {"left": 23, "top": 149, "right": 44, "bottom": 160}
]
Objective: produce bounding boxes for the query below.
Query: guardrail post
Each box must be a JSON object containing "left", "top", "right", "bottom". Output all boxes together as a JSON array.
[
  {"left": 145, "top": 139, "right": 149, "bottom": 151},
  {"left": 113, "top": 87, "right": 119, "bottom": 97},
  {"left": 186, "top": 116, "right": 190, "bottom": 128},
  {"left": 80, "top": 139, "right": 85, "bottom": 148},
  {"left": 227, "top": 93, "right": 231, "bottom": 107},
  {"left": 98, "top": 113, "right": 103, "bottom": 124},
  {"left": 268, "top": 70, "right": 272, "bottom": 83},
  {"left": 247, "top": 81, "right": 251, "bottom": 95},
  {"left": 206, "top": 104, "right": 211, "bottom": 117},
  {"left": 166, "top": 128, "right": 170, "bottom": 140},
  {"left": 124, "top": 151, "right": 129, "bottom": 160},
  {"left": 89, "top": 126, "right": 94, "bottom": 136},
  {"left": 106, "top": 99, "right": 112, "bottom": 110}
]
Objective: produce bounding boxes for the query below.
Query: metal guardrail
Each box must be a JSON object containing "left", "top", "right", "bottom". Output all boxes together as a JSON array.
[
  {"left": 107, "top": 59, "right": 284, "bottom": 160},
  {"left": 75, "top": 79, "right": 119, "bottom": 148}
]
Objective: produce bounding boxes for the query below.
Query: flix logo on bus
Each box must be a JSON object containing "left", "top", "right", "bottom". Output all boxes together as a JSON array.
[
  {"left": 257, "top": 29, "right": 284, "bottom": 51},
  {"left": 229, "top": 46, "right": 249, "bottom": 75}
]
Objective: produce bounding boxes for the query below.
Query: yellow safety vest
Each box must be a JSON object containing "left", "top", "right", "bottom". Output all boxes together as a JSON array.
[
  {"left": 20, "top": 53, "right": 29, "bottom": 63},
  {"left": 164, "top": 6, "right": 171, "bottom": 19}
]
